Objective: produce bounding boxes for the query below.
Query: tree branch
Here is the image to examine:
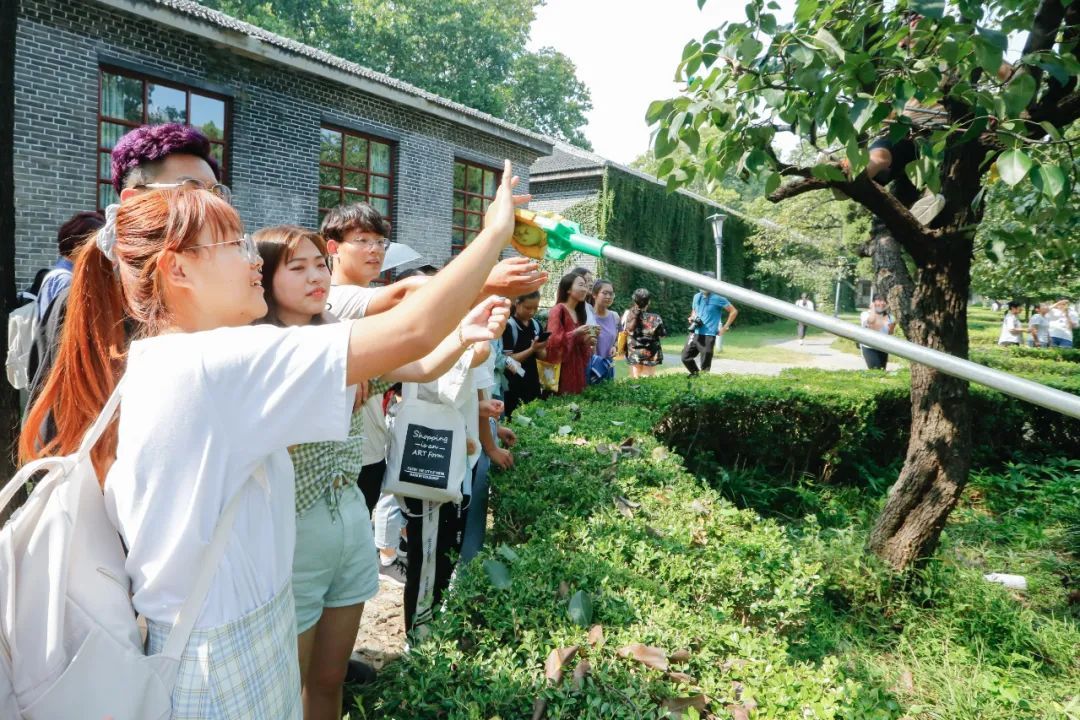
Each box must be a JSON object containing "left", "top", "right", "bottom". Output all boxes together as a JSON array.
[
  {"left": 1019, "top": 0, "right": 1067, "bottom": 95},
  {"left": 1027, "top": 1, "right": 1080, "bottom": 132},
  {"left": 768, "top": 167, "right": 935, "bottom": 263}
]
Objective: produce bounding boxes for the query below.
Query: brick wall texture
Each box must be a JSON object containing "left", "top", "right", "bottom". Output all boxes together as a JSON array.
[{"left": 13, "top": 0, "right": 544, "bottom": 286}]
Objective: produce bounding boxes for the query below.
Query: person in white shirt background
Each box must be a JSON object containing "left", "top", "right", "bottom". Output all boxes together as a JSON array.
[
  {"left": 1028, "top": 302, "right": 1051, "bottom": 348},
  {"left": 19, "top": 162, "right": 527, "bottom": 718},
  {"left": 997, "top": 301, "right": 1025, "bottom": 346},
  {"left": 1047, "top": 297, "right": 1078, "bottom": 348},
  {"left": 794, "top": 292, "right": 815, "bottom": 345},
  {"left": 859, "top": 294, "right": 895, "bottom": 369}
]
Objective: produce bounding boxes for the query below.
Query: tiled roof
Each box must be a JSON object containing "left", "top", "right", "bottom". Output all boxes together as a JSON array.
[{"left": 93, "top": 0, "right": 552, "bottom": 151}]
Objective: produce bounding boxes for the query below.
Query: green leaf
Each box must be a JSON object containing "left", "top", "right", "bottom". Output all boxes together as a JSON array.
[
  {"left": 567, "top": 590, "right": 593, "bottom": 627},
  {"left": 645, "top": 100, "right": 671, "bottom": 124},
  {"left": 654, "top": 127, "right": 679, "bottom": 159},
  {"left": 973, "top": 37, "right": 1004, "bottom": 76},
  {"left": 1003, "top": 74, "right": 1036, "bottom": 117},
  {"left": 794, "top": 0, "right": 816, "bottom": 23},
  {"left": 763, "top": 171, "right": 781, "bottom": 195},
  {"left": 911, "top": 0, "right": 945, "bottom": 19},
  {"left": 759, "top": 13, "right": 777, "bottom": 34},
  {"left": 483, "top": 559, "right": 512, "bottom": 590},
  {"left": 738, "top": 36, "right": 763, "bottom": 62},
  {"left": 683, "top": 127, "right": 701, "bottom": 154},
  {"left": 1031, "top": 164, "right": 1066, "bottom": 201},
  {"left": 848, "top": 98, "right": 876, "bottom": 133},
  {"left": 813, "top": 28, "right": 845, "bottom": 61},
  {"left": 996, "top": 149, "right": 1033, "bottom": 186},
  {"left": 656, "top": 157, "right": 676, "bottom": 177},
  {"left": 811, "top": 164, "right": 847, "bottom": 182}
]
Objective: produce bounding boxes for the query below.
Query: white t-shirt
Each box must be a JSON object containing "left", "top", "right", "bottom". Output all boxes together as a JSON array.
[
  {"left": 328, "top": 283, "right": 386, "bottom": 464},
  {"left": 104, "top": 323, "right": 354, "bottom": 628},
  {"left": 1029, "top": 313, "right": 1050, "bottom": 345},
  {"left": 998, "top": 313, "right": 1022, "bottom": 344},
  {"left": 328, "top": 284, "right": 378, "bottom": 321},
  {"left": 1047, "top": 307, "right": 1079, "bottom": 341},
  {"left": 796, "top": 299, "right": 814, "bottom": 311}
]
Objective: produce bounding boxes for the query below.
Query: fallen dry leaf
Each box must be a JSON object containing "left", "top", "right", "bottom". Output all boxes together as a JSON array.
[
  {"left": 531, "top": 697, "right": 547, "bottom": 720},
  {"left": 688, "top": 500, "right": 710, "bottom": 516},
  {"left": 662, "top": 695, "right": 709, "bottom": 717},
  {"left": 895, "top": 669, "right": 915, "bottom": 694},
  {"left": 587, "top": 624, "right": 605, "bottom": 647},
  {"left": 544, "top": 646, "right": 579, "bottom": 685},
  {"left": 669, "top": 649, "right": 691, "bottom": 663},
  {"left": 558, "top": 581, "right": 570, "bottom": 599},
  {"left": 667, "top": 671, "right": 697, "bottom": 685},
  {"left": 572, "top": 659, "right": 590, "bottom": 691},
  {"left": 557, "top": 425, "right": 573, "bottom": 436},
  {"left": 651, "top": 446, "right": 671, "bottom": 461},
  {"left": 596, "top": 443, "right": 611, "bottom": 455},
  {"left": 614, "top": 496, "right": 635, "bottom": 519},
  {"left": 572, "top": 437, "right": 590, "bottom": 447},
  {"left": 726, "top": 704, "right": 751, "bottom": 720},
  {"left": 691, "top": 529, "right": 709, "bottom": 546},
  {"left": 617, "top": 643, "right": 669, "bottom": 672},
  {"left": 645, "top": 526, "right": 665, "bottom": 540}
]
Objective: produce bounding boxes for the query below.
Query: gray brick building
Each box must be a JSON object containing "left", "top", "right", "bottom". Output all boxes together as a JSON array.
[{"left": 12, "top": 0, "right": 552, "bottom": 287}]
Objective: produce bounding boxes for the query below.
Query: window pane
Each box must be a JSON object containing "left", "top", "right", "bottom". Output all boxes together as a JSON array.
[
  {"left": 343, "top": 171, "right": 366, "bottom": 192},
  {"left": 101, "top": 72, "right": 143, "bottom": 122},
  {"left": 370, "top": 142, "right": 391, "bottom": 173},
  {"left": 190, "top": 94, "right": 225, "bottom": 140},
  {"left": 467, "top": 196, "right": 482, "bottom": 212},
  {"left": 209, "top": 143, "right": 225, "bottom": 169},
  {"left": 100, "top": 121, "right": 131, "bottom": 150},
  {"left": 483, "top": 198, "right": 492, "bottom": 212},
  {"left": 147, "top": 84, "right": 187, "bottom": 124},
  {"left": 344, "top": 136, "right": 368, "bottom": 169},
  {"left": 452, "top": 210, "right": 465, "bottom": 227},
  {"left": 453, "top": 162, "right": 466, "bottom": 190},
  {"left": 371, "top": 197, "right": 389, "bottom": 216},
  {"left": 466, "top": 229, "right": 480, "bottom": 242},
  {"left": 467, "top": 166, "right": 483, "bottom": 194},
  {"left": 99, "top": 152, "right": 112, "bottom": 181},
  {"left": 98, "top": 183, "right": 118, "bottom": 208},
  {"left": 370, "top": 175, "right": 390, "bottom": 195},
  {"left": 466, "top": 213, "right": 481, "bottom": 230},
  {"left": 319, "top": 165, "right": 341, "bottom": 187},
  {"left": 320, "top": 129, "right": 342, "bottom": 164},
  {"left": 453, "top": 193, "right": 464, "bottom": 209},
  {"left": 452, "top": 227, "right": 464, "bottom": 243},
  {"left": 319, "top": 188, "right": 341, "bottom": 209},
  {"left": 483, "top": 170, "right": 497, "bottom": 197}
]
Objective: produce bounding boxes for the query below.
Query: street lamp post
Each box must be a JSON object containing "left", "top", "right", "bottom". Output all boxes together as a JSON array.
[{"left": 708, "top": 212, "right": 725, "bottom": 281}]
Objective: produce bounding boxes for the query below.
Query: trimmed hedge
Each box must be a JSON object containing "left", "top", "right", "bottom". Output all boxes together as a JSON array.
[{"left": 350, "top": 369, "right": 1079, "bottom": 719}]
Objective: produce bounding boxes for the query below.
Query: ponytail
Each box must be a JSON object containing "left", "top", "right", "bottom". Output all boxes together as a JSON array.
[{"left": 20, "top": 234, "right": 126, "bottom": 475}]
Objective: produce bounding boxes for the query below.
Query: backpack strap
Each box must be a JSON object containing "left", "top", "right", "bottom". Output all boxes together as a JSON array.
[
  {"left": 159, "top": 464, "right": 267, "bottom": 660},
  {"left": 76, "top": 380, "right": 125, "bottom": 461}
]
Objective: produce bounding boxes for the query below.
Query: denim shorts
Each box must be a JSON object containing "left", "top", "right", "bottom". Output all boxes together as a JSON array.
[{"left": 292, "top": 484, "right": 379, "bottom": 634}]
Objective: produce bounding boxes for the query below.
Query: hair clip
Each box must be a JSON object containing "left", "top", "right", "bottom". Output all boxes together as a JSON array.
[{"left": 97, "top": 203, "right": 120, "bottom": 263}]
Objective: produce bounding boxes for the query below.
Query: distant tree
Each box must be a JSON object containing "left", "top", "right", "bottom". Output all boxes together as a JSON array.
[{"left": 202, "top": 0, "right": 593, "bottom": 147}]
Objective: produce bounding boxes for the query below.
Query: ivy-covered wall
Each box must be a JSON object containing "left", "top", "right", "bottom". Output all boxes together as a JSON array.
[{"left": 544, "top": 167, "right": 750, "bottom": 324}]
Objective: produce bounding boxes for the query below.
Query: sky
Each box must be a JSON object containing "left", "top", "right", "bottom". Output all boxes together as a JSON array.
[{"left": 528, "top": 0, "right": 795, "bottom": 163}]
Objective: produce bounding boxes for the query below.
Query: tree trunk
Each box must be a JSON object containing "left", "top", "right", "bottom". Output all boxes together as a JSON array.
[
  {"left": 861, "top": 218, "right": 916, "bottom": 336},
  {"left": 868, "top": 245, "right": 972, "bottom": 570}
]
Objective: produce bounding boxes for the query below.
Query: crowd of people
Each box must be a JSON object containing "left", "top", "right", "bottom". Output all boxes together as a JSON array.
[
  {"left": 3, "top": 121, "right": 747, "bottom": 720},
  {"left": 997, "top": 299, "right": 1079, "bottom": 349}
]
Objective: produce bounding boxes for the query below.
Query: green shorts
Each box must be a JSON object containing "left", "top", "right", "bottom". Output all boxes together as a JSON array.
[{"left": 292, "top": 483, "right": 379, "bottom": 634}]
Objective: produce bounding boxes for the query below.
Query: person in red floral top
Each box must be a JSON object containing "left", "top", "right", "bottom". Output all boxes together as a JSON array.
[{"left": 546, "top": 272, "right": 596, "bottom": 394}]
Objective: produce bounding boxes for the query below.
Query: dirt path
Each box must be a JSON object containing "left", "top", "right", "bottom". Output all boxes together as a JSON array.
[
  {"left": 353, "top": 577, "right": 407, "bottom": 670},
  {"left": 663, "top": 334, "right": 900, "bottom": 376}
]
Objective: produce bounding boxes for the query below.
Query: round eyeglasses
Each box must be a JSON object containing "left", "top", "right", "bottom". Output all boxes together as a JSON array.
[{"left": 137, "top": 179, "right": 233, "bottom": 205}]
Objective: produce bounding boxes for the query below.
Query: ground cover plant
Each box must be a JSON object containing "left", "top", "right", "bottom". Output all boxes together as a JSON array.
[{"left": 349, "top": 368, "right": 1079, "bottom": 719}]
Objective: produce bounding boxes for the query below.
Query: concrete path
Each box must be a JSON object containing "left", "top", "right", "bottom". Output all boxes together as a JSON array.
[{"left": 666, "top": 334, "right": 901, "bottom": 376}]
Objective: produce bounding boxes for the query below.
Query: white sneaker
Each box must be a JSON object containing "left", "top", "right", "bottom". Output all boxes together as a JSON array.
[{"left": 910, "top": 192, "right": 945, "bottom": 225}]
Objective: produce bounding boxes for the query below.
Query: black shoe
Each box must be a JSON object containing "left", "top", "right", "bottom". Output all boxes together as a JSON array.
[
  {"left": 379, "top": 558, "right": 407, "bottom": 587},
  {"left": 345, "top": 654, "right": 377, "bottom": 685},
  {"left": 398, "top": 536, "right": 409, "bottom": 560}
]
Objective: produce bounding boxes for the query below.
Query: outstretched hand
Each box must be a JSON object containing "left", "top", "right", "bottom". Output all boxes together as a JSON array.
[
  {"left": 484, "top": 256, "right": 549, "bottom": 298},
  {"left": 483, "top": 159, "right": 532, "bottom": 247},
  {"left": 459, "top": 295, "right": 512, "bottom": 344}
]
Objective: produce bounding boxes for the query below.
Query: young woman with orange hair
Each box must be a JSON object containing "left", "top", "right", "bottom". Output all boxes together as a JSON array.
[{"left": 20, "top": 161, "right": 526, "bottom": 719}]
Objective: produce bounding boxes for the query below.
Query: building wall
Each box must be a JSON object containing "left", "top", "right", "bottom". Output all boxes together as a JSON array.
[
  {"left": 13, "top": 0, "right": 542, "bottom": 286},
  {"left": 527, "top": 175, "right": 601, "bottom": 215}
]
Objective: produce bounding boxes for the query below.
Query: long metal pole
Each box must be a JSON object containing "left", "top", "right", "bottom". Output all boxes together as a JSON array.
[{"left": 600, "top": 245, "right": 1080, "bottom": 420}]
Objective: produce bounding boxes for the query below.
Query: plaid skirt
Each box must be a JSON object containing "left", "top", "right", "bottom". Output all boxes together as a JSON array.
[{"left": 145, "top": 583, "right": 301, "bottom": 720}]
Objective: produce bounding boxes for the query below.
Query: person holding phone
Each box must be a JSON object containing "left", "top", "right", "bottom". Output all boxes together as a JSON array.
[{"left": 501, "top": 290, "right": 547, "bottom": 416}]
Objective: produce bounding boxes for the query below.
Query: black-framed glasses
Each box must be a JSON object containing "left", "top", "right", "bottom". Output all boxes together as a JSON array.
[{"left": 137, "top": 179, "right": 233, "bottom": 205}]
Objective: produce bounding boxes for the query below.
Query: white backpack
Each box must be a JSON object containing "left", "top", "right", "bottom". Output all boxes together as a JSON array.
[
  {"left": 5, "top": 301, "right": 37, "bottom": 390},
  {"left": 0, "top": 382, "right": 259, "bottom": 719}
]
